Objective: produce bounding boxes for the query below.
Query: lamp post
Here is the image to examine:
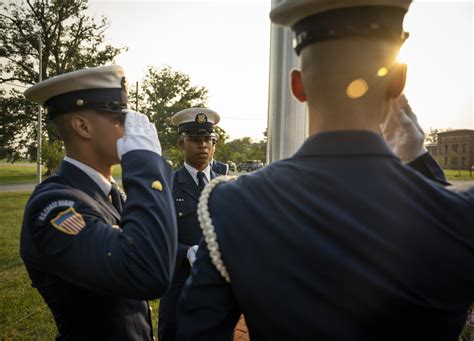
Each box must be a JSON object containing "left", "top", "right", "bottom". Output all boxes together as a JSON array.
[{"left": 36, "top": 34, "right": 42, "bottom": 185}]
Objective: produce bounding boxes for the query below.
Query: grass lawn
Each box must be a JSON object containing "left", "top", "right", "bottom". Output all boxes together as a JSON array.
[
  {"left": 0, "top": 163, "right": 122, "bottom": 184},
  {"left": 0, "top": 161, "right": 472, "bottom": 186},
  {"left": 0, "top": 192, "right": 57, "bottom": 340},
  {"left": 444, "top": 169, "right": 473, "bottom": 181},
  {"left": 0, "top": 159, "right": 472, "bottom": 185},
  {"left": 0, "top": 191, "right": 157, "bottom": 340},
  {"left": 0, "top": 164, "right": 44, "bottom": 184}
]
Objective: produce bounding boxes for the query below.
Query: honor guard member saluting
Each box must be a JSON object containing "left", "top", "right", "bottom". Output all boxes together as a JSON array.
[
  {"left": 158, "top": 108, "right": 221, "bottom": 341},
  {"left": 176, "top": 1, "right": 474, "bottom": 340},
  {"left": 20, "top": 65, "right": 177, "bottom": 340}
]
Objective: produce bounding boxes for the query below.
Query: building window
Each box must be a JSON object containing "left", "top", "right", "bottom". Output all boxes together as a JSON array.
[
  {"left": 462, "top": 144, "right": 466, "bottom": 152},
  {"left": 462, "top": 157, "right": 465, "bottom": 166},
  {"left": 444, "top": 145, "right": 448, "bottom": 154},
  {"left": 452, "top": 144, "right": 458, "bottom": 153}
]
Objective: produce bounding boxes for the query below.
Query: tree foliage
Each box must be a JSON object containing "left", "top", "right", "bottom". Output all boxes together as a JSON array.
[
  {"left": 0, "top": 0, "right": 125, "bottom": 163},
  {"left": 41, "top": 138, "right": 64, "bottom": 174},
  {"left": 424, "top": 127, "right": 453, "bottom": 144},
  {"left": 133, "top": 65, "right": 209, "bottom": 165},
  {"left": 214, "top": 133, "right": 267, "bottom": 165}
]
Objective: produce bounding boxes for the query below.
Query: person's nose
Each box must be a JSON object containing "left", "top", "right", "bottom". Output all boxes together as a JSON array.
[{"left": 197, "top": 140, "right": 208, "bottom": 148}]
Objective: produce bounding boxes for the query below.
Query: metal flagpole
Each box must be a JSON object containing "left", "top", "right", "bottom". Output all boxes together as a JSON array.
[
  {"left": 135, "top": 81, "right": 139, "bottom": 111},
  {"left": 36, "top": 34, "right": 42, "bottom": 185},
  {"left": 267, "top": 0, "right": 308, "bottom": 163}
]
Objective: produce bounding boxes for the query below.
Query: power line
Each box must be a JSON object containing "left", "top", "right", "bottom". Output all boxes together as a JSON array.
[{"left": 220, "top": 116, "right": 266, "bottom": 121}]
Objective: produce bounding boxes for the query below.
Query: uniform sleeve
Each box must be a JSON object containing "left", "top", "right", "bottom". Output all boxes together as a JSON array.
[
  {"left": 407, "top": 152, "right": 449, "bottom": 185},
  {"left": 24, "top": 150, "right": 177, "bottom": 300},
  {"left": 176, "top": 240, "right": 240, "bottom": 340}
]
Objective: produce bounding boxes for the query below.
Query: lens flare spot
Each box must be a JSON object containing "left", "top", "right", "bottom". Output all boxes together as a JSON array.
[
  {"left": 396, "top": 45, "right": 408, "bottom": 64},
  {"left": 346, "top": 79, "right": 368, "bottom": 99},
  {"left": 377, "top": 67, "right": 388, "bottom": 77}
]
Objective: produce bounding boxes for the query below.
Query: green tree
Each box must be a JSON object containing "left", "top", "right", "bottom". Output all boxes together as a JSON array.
[
  {"left": 450, "top": 151, "right": 459, "bottom": 172},
  {"left": 0, "top": 0, "right": 125, "bottom": 164},
  {"left": 41, "top": 138, "right": 64, "bottom": 174},
  {"left": 134, "top": 65, "right": 209, "bottom": 165},
  {"left": 223, "top": 133, "right": 267, "bottom": 165},
  {"left": 425, "top": 127, "right": 453, "bottom": 144},
  {"left": 425, "top": 128, "right": 439, "bottom": 144},
  {"left": 435, "top": 155, "right": 445, "bottom": 169}
]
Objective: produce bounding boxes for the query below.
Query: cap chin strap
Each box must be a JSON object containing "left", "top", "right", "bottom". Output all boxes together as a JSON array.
[{"left": 197, "top": 175, "right": 236, "bottom": 283}]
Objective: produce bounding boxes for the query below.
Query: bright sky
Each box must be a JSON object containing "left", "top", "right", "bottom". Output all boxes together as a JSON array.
[{"left": 87, "top": 0, "right": 473, "bottom": 140}]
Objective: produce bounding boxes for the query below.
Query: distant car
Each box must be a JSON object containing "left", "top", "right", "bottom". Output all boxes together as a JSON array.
[
  {"left": 227, "top": 161, "right": 237, "bottom": 172},
  {"left": 237, "top": 160, "right": 264, "bottom": 172}
]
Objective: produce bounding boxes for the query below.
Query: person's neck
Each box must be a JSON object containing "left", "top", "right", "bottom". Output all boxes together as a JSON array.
[
  {"left": 310, "top": 121, "right": 381, "bottom": 135},
  {"left": 186, "top": 160, "right": 207, "bottom": 172},
  {"left": 66, "top": 151, "right": 113, "bottom": 179},
  {"left": 308, "top": 107, "right": 382, "bottom": 135}
]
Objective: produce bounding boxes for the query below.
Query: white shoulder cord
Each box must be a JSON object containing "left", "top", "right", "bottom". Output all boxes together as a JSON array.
[{"left": 197, "top": 175, "right": 236, "bottom": 283}]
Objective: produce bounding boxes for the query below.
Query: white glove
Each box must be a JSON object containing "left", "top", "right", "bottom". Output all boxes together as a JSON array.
[
  {"left": 116, "top": 110, "right": 162, "bottom": 159},
  {"left": 380, "top": 95, "right": 427, "bottom": 163},
  {"left": 186, "top": 245, "right": 199, "bottom": 267}
]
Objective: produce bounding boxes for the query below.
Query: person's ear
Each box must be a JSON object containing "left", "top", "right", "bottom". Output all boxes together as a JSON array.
[
  {"left": 290, "top": 69, "right": 307, "bottom": 102},
  {"left": 387, "top": 63, "right": 407, "bottom": 99},
  {"left": 177, "top": 139, "right": 185, "bottom": 151},
  {"left": 70, "top": 114, "right": 93, "bottom": 139}
]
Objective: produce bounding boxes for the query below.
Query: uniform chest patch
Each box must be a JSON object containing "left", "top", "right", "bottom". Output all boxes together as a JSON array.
[{"left": 50, "top": 207, "right": 85, "bottom": 235}]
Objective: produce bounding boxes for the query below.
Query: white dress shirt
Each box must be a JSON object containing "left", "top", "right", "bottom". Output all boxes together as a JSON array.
[
  {"left": 184, "top": 162, "right": 211, "bottom": 186},
  {"left": 63, "top": 156, "right": 117, "bottom": 196}
]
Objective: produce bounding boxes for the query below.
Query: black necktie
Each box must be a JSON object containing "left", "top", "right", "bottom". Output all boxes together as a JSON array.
[
  {"left": 197, "top": 172, "right": 206, "bottom": 192},
  {"left": 109, "top": 182, "right": 123, "bottom": 213}
]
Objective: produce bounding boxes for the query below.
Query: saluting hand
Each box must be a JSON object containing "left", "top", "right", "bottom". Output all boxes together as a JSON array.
[
  {"left": 380, "top": 94, "right": 427, "bottom": 163},
  {"left": 116, "top": 110, "right": 162, "bottom": 159}
]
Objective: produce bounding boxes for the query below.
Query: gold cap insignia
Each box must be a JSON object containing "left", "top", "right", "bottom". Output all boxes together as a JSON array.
[
  {"left": 151, "top": 180, "right": 163, "bottom": 191},
  {"left": 196, "top": 113, "right": 207, "bottom": 124}
]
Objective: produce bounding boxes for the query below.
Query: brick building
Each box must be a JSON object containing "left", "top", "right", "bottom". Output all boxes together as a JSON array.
[{"left": 432, "top": 129, "right": 474, "bottom": 170}]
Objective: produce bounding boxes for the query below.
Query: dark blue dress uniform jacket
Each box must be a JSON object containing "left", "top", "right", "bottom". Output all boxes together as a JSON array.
[
  {"left": 212, "top": 160, "right": 229, "bottom": 176},
  {"left": 20, "top": 150, "right": 177, "bottom": 341},
  {"left": 177, "top": 131, "right": 474, "bottom": 341},
  {"left": 158, "top": 166, "right": 217, "bottom": 340}
]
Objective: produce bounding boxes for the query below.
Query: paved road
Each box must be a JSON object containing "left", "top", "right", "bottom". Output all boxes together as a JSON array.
[
  {"left": 0, "top": 183, "right": 37, "bottom": 192},
  {"left": 0, "top": 178, "right": 123, "bottom": 193},
  {"left": 1, "top": 179, "right": 473, "bottom": 193}
]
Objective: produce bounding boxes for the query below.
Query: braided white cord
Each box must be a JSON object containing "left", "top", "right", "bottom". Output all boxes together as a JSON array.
[{"left": 197, "top": 175, "right": 236, "bottom": 283}]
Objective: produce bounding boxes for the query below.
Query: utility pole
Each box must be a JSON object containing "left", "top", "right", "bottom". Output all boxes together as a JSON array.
[{"left": 36, "top": 34, "right": 42, "bottom": 185}]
